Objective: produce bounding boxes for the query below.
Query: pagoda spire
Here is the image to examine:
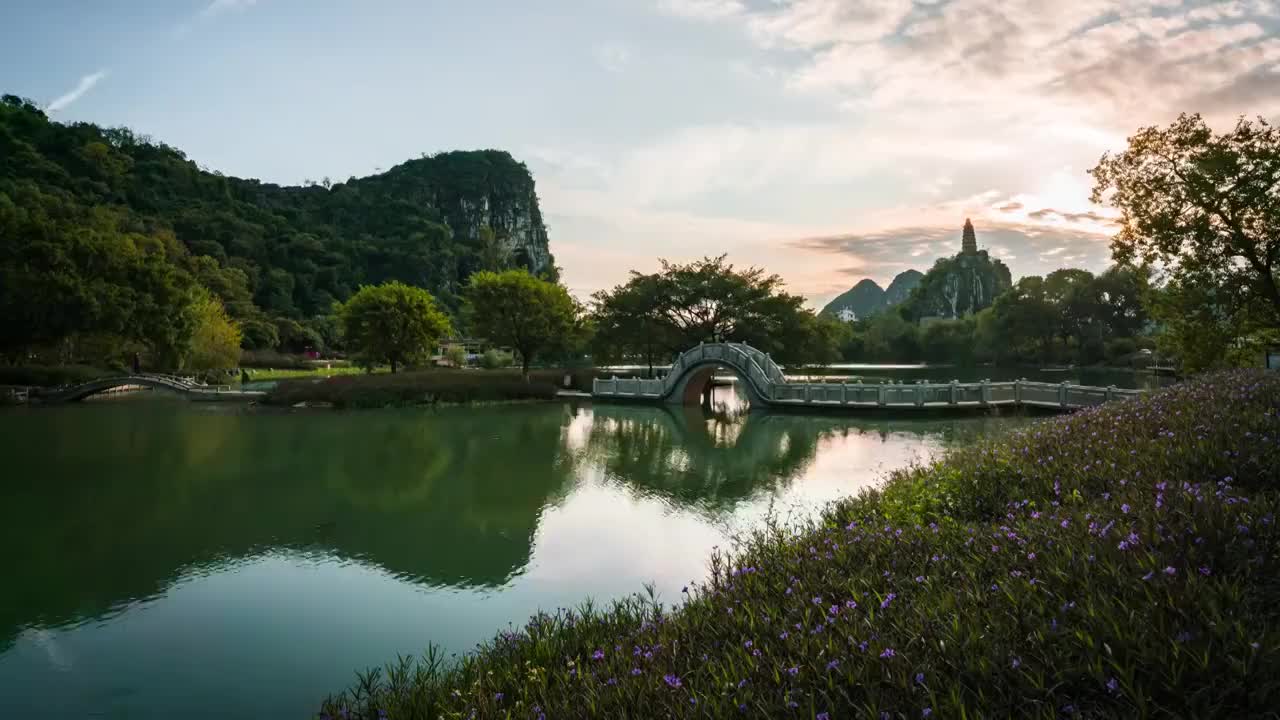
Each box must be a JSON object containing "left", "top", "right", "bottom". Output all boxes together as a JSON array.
[{"left": 961, "top": 218, "right": 978, "bottom": 254}]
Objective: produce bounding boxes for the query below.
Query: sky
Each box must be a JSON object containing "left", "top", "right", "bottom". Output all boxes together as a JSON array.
[{"left": 2, "top": 0, "right": 1278, "bottom": 307}]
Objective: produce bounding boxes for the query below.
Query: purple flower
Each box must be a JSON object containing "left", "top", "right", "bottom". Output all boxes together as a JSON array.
[
  {"left": 880, "top": 648, "right": 896, "bottom": 659},
  {"left": 915, "top": 575, "right": 925, "bottom": 583},
  {"left": 1011, "top": 656, "right": 1021, "bottom": 669},
  {"left": 813, "top": 596, "right": 824, "bottom": 605},
  {"left": 880, "top": 593, "right": 897, "bottom": 609},
  {"left": 923, "top": 709, "right": 933, "bottom": 718},
  {"left": 827, "top": 659, "right": 839, "bottom": 671},
  {"left": 592, "top": 649, "right": 605, "bottom": 660},
  {"left": 663, "top": 674, "right": 682, "bottom": 688},
  {"left": 632, "top": 668, "right": 642, "bottom": 676},
  {"left": 494, "top": 692, "right": 504, "bottom": 702},
  {"left": 818, "top": 714, "right": 831, "bottom": 720},
  {"left": 787, "top": 666, "right": 799, "bottom": 676},
  {"left": 744, "top": 640, "right": 753, "bottom": 649},
  {"left": 1164, "top": 566, "right": 1177, "bottom": 576},
  {"left": 780, "top": 631, "right": 789, "bottom": 640},
  {"left": 1106, "top": 677, "right": 1118, "bottom": 693},
  {"left": 1060, "top": 519, "right": 1070, "bottom": 529},
  {"left": 1027, "top": 552, "right": 1036, "bottom": 561},
  {"left": 915, "top": 672, "right": 925, "bottom": 684},
  {"left": 1121, "top": 503, "right": 1131, "bottom": 514},
  {"left": 845, "top": 600, "right": 858, "bottom": 610}
]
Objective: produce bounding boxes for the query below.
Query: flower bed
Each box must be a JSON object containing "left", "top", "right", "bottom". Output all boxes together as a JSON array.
[{"left": 320, "top": 370, "right": 1279, "bottom": 718}]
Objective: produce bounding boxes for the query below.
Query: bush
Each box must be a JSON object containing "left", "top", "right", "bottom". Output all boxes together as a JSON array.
[
  {"left": 321, "top": 370, "right": 1280, "bottom": 719},
  {"left": 264, "top": 369, "right": 558, "bottom": 409},
  {"left": 0, "top": 364, "right": 110, "bottom": 387},
  {"left": 444, "top": 346, "right": 468, "bottom": 368},
  {"left": 480, "top": 349, "right": 514, "bottom": 370}
]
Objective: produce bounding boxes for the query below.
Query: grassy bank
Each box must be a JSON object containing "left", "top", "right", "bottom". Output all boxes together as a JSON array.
[
  {"left": 0, "top": 364, "right": 110, "bottom": 387},
  {"left": 320, "top": 370, "right": 1279, "bottom": 718},
  {"left": 264, "top": 370, "right": 561, "bottom": 409}
]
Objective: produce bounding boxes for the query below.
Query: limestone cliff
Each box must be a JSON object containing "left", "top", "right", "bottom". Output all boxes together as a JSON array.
[{"left": 905, "top": 251, "right": 1012, "bottom": 319}]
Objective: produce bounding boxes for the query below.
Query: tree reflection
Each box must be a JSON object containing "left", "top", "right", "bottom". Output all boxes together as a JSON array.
[{"left": 0, "top": 402, "right": 577, "bottom": 649}]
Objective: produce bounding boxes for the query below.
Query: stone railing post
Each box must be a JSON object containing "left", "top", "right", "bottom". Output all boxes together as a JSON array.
[
  {"left": 1014, "top": 379, "right": 1022, "bottom": 406},
  {"left": 841, "top": 381, "right": 848, "bottom": 404},
  {"left": 1106, "top": 385, "right": 1115, "bottom": 402},
  {"left": 877, "top": 382, "right": 887, "bottom": 406},
  {"left": 803, "top": 383, "right": 811, "bottom": 403},
  {"left": 950, "top": 379, "right": 958, "bottom": 405},
  {"left": 980, "top": 379, "right": 991, "bottom": 406},
  {"left": 1059, "top": 381, "right": 1069, "bottom": 408}
]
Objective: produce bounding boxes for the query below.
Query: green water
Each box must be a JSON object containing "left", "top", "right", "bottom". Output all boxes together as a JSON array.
[{"left": 0, "top": 391, "right": 1028, "bottom": 718}]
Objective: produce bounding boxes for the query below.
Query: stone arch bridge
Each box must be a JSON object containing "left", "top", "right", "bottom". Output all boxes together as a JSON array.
[
  {"left": 34, "top": 374, "right": 265, "bottom": 403},
  {"left": 592, "top": 342, "right": 1143, "bottom": 411}
]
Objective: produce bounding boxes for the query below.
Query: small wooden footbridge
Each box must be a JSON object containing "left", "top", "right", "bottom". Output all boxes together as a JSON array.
[
  {"left": 592, "top": 342, "right": 1143, "bottom": 411},
  {"left": 27, "top": 374, "right": 265, "bottom": 404}
]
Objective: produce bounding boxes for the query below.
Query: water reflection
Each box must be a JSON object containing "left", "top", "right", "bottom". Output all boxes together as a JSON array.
[{"left": 0, "top": 395, "right": 1030, "bottom": 717}]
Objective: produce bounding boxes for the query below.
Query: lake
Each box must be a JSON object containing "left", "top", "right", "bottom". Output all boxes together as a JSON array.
[{"left": 0, "top": 390, "right": 1030, "bottom": 718}]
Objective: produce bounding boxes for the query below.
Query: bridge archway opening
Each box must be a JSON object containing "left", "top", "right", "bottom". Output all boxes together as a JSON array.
[{"left": 676, "top": 364, "right": 756, "bottom": 410}]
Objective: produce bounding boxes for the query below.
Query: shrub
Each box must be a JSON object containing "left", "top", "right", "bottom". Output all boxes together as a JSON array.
[
  {"left": 264, "top": 369, "right": 558, "bottom": 409},
  {"left": 480, "top": 349, "right": 513, "bottom": 370},
  {"left": 320, "top": 370, "right": 1280, "bottom": 719},
  {"left": 445, "top": 346, "right": 468, "bottom": 368}
]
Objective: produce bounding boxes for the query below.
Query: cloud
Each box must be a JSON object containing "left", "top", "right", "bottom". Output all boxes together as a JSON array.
[
  {"left": 593, "top": 44, "right": 631, "bottom": 73},
  {"left": 657, "top": 0, "right": 745, "bottom": 20},
  {"left": 787, "top": 217, "right": 1115, "bottom": 285},
  {"left": 199, "top": 0, "right": 259, "bottom": 20},
  {"left": 175, "top": 0, "right": 259, "bottom": 34},
  {"left": 46, "top": 70, "right": 108, "bottom": 113}
]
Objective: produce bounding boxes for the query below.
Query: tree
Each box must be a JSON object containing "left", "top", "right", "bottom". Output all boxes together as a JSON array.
[
  {"left": 588, "top": 255, "right": 828, "bottom": 363},
  {"left": 590, "top": 273, "right": 670, "bottom": 371},
  {"left": 185, "top": 289, "right": 242, "bottom": 370},
  {"left": 337, "top": 282, "right": 452, "bottom": 373},
  {"left": 989, "top": 277, "right": 1057, "bottom": 363},
  {"left": 465, "top": 270, "right": 577, "bottom": 380},
  {"left": 1090, "top": 113, "right": 1280, "bottom": 331}
]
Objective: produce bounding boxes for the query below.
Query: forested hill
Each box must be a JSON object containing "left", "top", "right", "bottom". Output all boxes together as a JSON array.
[{"left": 0, "top": 94, "right": 554, "bottom": 355}]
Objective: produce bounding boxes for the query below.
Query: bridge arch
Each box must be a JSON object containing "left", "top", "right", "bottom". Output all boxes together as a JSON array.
[
  {"left": 659, "top": 343, "right": 784, "bottom": 407},
  {"left": 36, "top": 375, "right": 263, "bottom": 403}
]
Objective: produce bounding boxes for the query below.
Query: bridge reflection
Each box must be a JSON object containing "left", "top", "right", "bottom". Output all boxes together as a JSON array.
[{"left": 0, "top": 398, "right": 1023, "bottom": 651}]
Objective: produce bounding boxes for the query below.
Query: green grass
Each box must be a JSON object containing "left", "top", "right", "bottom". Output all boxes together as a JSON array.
[
  {"left": 319, "top": 370, "right": 1280, "bottom": 719},
  {"left": 246, "top": 366, "right": 376, "bottom": 381},
  {"left": 264, "top": 369, "right": 560, "bottom": 409}
]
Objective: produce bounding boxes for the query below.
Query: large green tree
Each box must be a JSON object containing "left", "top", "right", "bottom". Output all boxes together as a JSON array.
[
  {"left": 1091, "top": 113, "right": 1280, "bottom": 365},
  {"left": 337, "top": 282, "right": 452, "bottom": 373},
  {"left": 465, "top": 270, "right": 577, "bottom": 379},
  {"left": 590, "top": 273, "right": 669, "bottom": 371},
  {"left": 588, "top": 255, "right": 835, "bottom": 365}
]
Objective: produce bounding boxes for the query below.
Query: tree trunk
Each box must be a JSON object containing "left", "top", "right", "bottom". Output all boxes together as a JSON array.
[
  {"left": 390, "top": 359, "right": 398, "bottom": 374},
  {"left": 522, "top": 357, "right": 531, "bottom": 383}
]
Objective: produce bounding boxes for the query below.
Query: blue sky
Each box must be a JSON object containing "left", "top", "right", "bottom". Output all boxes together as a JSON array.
[{"left": 3, "top": 0, "right": 1278, "bottom": 306}]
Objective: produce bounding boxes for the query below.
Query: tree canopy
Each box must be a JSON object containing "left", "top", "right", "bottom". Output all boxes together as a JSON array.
[
  {"left": 0, "top": 93, "right": 554, "bottom": 364},
  {"left": 465, "top": 270, "right": 578, "bottom": 379},
  {"left": 589, "top": 255, "right": 836, "bottom": 365},
  {"left": 1091, "top": 113, "right": 1280, "bottom": 367},
  {"left": 337, "top": 282, "right": 453, "bottom": 373}
]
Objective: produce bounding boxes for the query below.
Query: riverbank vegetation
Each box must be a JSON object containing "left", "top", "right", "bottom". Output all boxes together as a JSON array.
[
  {"left": 262, "top": 369, "right": 582, "bottom": 408},
  {"left": 320, "top": 369, "right": 1279, "bottom": 718}
]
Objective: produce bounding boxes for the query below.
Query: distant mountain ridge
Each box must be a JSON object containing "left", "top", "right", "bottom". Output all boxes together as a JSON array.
[{"left": 821, "top": 269, "right": 923, "bottom": 320}]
